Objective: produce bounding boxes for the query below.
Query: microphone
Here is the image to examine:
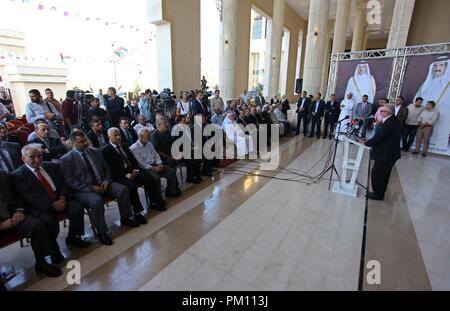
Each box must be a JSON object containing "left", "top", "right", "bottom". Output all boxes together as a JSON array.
[
  {"left": 337, "top": 115, "right": 350, "bottom": 123},
  {"left": 364, "top": 115, "right": 375, "bottom": 120}
]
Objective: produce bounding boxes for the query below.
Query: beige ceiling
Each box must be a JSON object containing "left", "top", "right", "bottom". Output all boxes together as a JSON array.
[{"left": 286, "top": 0, "right": 395, "bottom": 39}]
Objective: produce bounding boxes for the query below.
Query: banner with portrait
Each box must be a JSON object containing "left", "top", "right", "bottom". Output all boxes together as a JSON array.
[
  {"left": 401, "top": 53, "right": 450, "bottom": 156},
  {"left": 334, "top": 58, "right": 394, "bottom": 105}
]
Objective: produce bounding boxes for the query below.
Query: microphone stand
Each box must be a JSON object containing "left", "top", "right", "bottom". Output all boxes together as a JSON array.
[{"left": 316, "top": 116, "right": 348, "bottom": 190}]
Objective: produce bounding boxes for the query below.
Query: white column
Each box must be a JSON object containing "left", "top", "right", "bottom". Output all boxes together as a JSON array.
[
  {"left": 362, "top": 31, "right": 370, "bottom": 50},
  {"left": 332, "top": 0, "right": 351, "bottom": 55},
  {"left": 351, "top": 0, "right": 368, "bottom": 52},
  {"left": 387, "top": 0, "right": 416, "bottom": 49},
  {"left": 302, "top": 0, "right": 330, "bottom": 95},
  {"left": 221, "top": 0, "right": 239, "bottom": 101},
  {"left": 263, "top": 19, "right": 273, "bottom": 97},
  {"left": 320, "top": 36, "right": 332, "bottom": 96},
  {"left": 267, "top": 0, "right": 286, "bottom": 98}
]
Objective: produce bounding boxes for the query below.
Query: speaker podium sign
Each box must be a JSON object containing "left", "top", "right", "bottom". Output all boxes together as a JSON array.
[{"left": 332, "top": 137, "right": 370, "bottom": 198}]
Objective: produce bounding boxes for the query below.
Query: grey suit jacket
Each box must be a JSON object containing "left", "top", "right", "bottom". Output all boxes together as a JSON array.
[
  {"left": 1, "top": 141, "right": 22, "bottom": 170},
  {"left": 354, "top": 102, "right": 373, "bottom": 120},
  {"left": 59, "top": 148, "right": 112, "bottom": 193}
]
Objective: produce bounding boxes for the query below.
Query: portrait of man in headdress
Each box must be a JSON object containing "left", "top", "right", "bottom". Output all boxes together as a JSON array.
[
  {"left": 415, "top": 55, "right": 450, "bottom": 152},
  {"left": 345, "top": 62, "right": 377, "bottom": 104}
]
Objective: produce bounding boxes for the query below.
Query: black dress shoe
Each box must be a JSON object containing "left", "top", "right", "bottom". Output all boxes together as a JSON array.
[
  {"left": 411, "top": 151, "right": 419, "bottom": 155},
  {"left": 150, "top": 203, "right": 167, "bottom": 211},
  {"left": 186, "top": 178, "right": 201, "bottom": 184},
  {"left": 97, "top": 233, "right": 113, "bottom": 246},
  {"left": 66, "top": 236, "right": 91, "bottom": 249},
  {"left": 308, "top": 135, "right": 314, "bottom": 138},
  {"left": 50, "top": 252, "right": 65, "bottom": 265},
  {"left": 35, "top": 262, "right": 62, "bottom": 278},
  {"left": 121, "top": 218, "right": 140, "bottom": 228},
  {"left": 134, "top": 213, "right": 148, "bottom": 225},
  {"left": 366, "top": 192, "right": 384, "bottom": 201},
  {"left": 167, "top": 189, "right": 182, "bottom": 198}
]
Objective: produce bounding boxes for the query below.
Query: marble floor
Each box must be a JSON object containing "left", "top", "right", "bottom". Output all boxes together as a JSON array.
[{"left": 1, "top": 134, "right": 448, "bottom": 291}]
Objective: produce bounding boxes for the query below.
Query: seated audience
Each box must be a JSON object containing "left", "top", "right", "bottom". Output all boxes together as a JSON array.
[
  {"left": 244, "top": 106, "right": 259, "bottom": 127},
  {"left": 130, "top": 128, "right": 181, "bottom": 199},
  {"left": 151, "top": 116, "right": 180, "bottom": 168},
  {"left": 119, "top": 117, "right": 138, "bottom": 146},
  {"left": 1, "top": 170, "right": 62, "bottom": 278},
  {"left": 175, "top": 115, "right": 203, "bottom": 184},
  {"left": 134, "top": 114, "right": 155, "bottom": 134},
  {"left": 0, "top": 102, "right": 10, "bottom": 122},
  {"left": 87, "top": 97, "right": 107, "bottom": 125},
  {"left": 274, "top": 103, "right": 291, "bottom": 136},
  {"left": 11, "top": 144, "right": 89, "bottom": 259},
  {"left": 102, "top": 127, "right": 166, "bottom": 215},
  {"left": 64, "top": 127, "right": 93, "bottom": 150},
  {"left": 27, "top": 119, "right": 61, "bottom": 143},
  {"left": 59, "top": 131, "right": 140, "bottom": 246},
  {"left": 29, "top": 123, "right": 66, "bottom": 161},
  {"left": 87, "top": 119, "right": 109, "bottom": 149},
  {"left": 0, "top": 125, "right": 22, "bottom": 173}
]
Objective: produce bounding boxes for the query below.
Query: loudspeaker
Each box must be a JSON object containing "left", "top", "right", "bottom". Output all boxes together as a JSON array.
[{"left": 295, "top": 79, "right": 303, "bottom": 94}]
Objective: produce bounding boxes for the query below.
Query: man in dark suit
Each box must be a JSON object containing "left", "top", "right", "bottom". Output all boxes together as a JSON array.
[
  {"left": 119, "top": 117, "right": 138, "bottom": 146},
  {"left": 296, "top": 91, "right": 311, "bottom": 136},
  {"left": 254, "top": 92, "right": 266, "bottom": 107},
  {"left": 86, "top": 119, "right": 109, "bottom": 149},
  {"left": 124, "top": 100, "right": 140, "bottom": 126},
  {"left": 359, "top": 104, "right": 401, "bottom": 201},
  {"left": 29, "top": 123, "right": 66, "bottom": 161},
  {"left": 191, "top": 90, "right": 209, "bottom": 118},
  {"left": 106, "top": 87, "right": 125, "bottom": 127},
  {"left": 323, "top": 94, "right": 341, "bottom": 139},
  {"left": 0, "top": 139, "right": 21, "bottom": 173},
  {"left": 354, "top": 95, "right": 373, "bottom": 138},
  {"left": 102, "top": 127, "right": 166, "bottom": 215},
  {"left": 309, "top": 93, "right": 326, "bottom": 138},
  {"left": 1, "top": 170, "right": 62, "bottom": 277},
  {"left": 59, "top": 131, "right": 140, "bottom": 246},
  {"left": 10, "top": 144, "right": 89, "bottom": 260},
  {"left": 394, "top": 96, "right": 408, "bottom": 129}
]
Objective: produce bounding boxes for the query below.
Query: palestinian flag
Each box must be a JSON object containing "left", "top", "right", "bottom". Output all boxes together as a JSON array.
[{"left": 114, "top": 46, "right": 128, "bottom": 58}]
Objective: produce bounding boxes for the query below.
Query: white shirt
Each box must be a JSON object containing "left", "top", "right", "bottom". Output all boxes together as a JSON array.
[
  {"left": 129, "top": 140, "right": 162, "bottom": 170},
  {"left": 25, "top": 101, "right": 62, "bottom": 124},
  {"left": 395, "top": 105, "right": 400, "bottom": 116},
  {"left": 25, "top": 164, "right": 56, "bottom": 191},
  {"left": 382, "top": 115, "right": 392, "bottom": 124},
  {"left": 177, "top": 100, "right": 190, "bottom": 115},
  {"left": 134, "top": 123, "right": 155, "bottom": 134},
  {"left": 274, "top": 108, "right": 286, "bottom": 121},
  {"left": 0, "top": 103, "right": 10, "bottom": 122}
]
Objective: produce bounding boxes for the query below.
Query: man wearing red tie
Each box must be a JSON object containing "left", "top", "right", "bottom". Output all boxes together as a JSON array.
[{"left": 10, "top": 144, "right": 89, "bottom": 273}]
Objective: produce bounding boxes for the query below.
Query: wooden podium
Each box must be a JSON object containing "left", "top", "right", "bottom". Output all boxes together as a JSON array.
[{"left": 332, "top": 137, "right": 370, "bottom": 198}]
